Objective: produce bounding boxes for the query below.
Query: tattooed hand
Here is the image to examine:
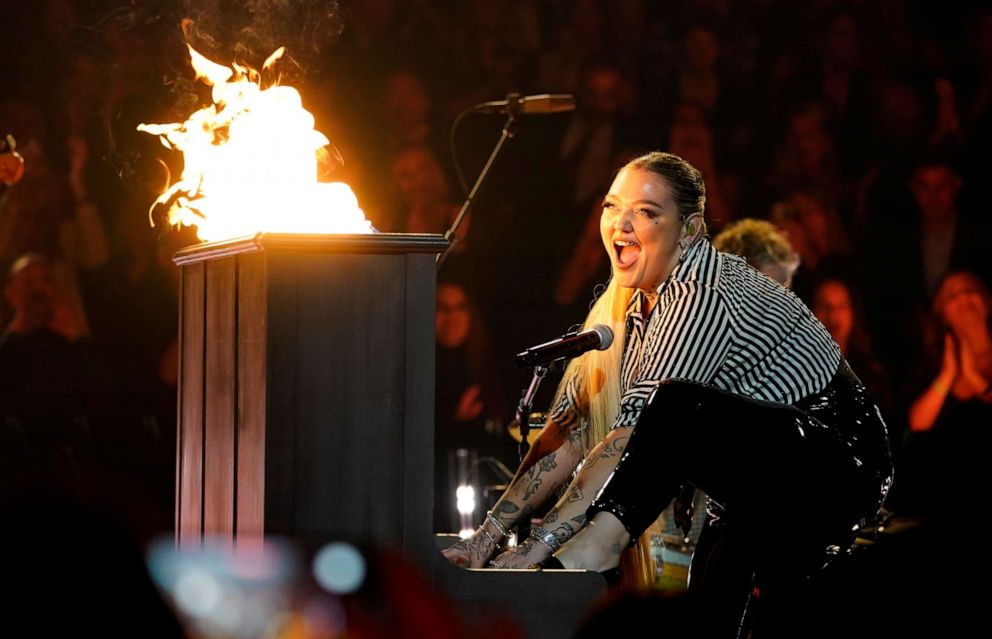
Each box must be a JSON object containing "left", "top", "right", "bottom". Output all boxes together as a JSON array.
[
  {"left": 442, "top": 529, "right": 501, "bottom": 568},
  {"left": 489, "top": 538, "right": 550, "bottom": 569}
]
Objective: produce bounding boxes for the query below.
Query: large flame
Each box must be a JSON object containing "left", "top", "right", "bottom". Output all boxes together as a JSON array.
[{"left": 139, "top": 45, "right": 372, "bottom": 242}]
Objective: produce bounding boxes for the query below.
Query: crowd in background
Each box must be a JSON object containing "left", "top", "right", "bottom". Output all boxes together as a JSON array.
[{"left": 2, "top": 0, "right": 990, "bottom": 558}]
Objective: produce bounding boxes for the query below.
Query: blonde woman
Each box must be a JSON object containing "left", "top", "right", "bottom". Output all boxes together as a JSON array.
[{"left": 443, "top": 152, "right": 891, "bottom": 635}]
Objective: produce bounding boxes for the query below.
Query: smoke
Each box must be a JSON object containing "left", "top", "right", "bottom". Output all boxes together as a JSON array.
[
  {"left": 178, "top": 0, "right": 344, "bottom": 76},
  {"left": 100, "top": 1, "right": 344, "bottom": 86},
  {"left": 86, "top": 1, "right": 344, "bottom": 188}
]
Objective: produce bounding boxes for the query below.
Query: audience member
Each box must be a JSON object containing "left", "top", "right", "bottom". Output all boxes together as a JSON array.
[
  {"left": 666, "top": 101, "right": 736, "bottom": 229},
  {"left": 390, "top": 144, "right": 461, "bottom": 236},
  {"left": 435, "top": 280, "right": 510, "bottom": 532},
  {"left": 0, "top": 254, "right": 114, "bottom": 421},
  {"left": 712, "top": 218, "right": 799, "bottom": 288},
  {"left": 811, "top": 278, "right": 893, "bottom": 419},
  {"left": 895, "top": 271, "right": 992, "bottom": 517}
]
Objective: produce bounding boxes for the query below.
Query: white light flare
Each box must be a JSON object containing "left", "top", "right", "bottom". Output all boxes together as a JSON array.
[{"left": 455, "top": 484, "right": 476, "bottom": 516}]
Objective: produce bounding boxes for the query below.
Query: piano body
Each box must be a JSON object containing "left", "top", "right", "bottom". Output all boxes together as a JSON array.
[{"left": 173, "top": 234, "right": 606, "bottom": 639}]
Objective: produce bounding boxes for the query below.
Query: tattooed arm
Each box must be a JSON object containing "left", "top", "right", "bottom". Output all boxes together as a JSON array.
[
  {"left": 490, "top": 424, "right": 632, "bottom": 568},
  {"left": 441, "top": 417, "right": 586, "bottom": 568}
]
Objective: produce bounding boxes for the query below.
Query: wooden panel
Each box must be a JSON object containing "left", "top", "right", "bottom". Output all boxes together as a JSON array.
[
  {"left": 403, "top": 253, "right": 439, "bottom": 563},
  {"left": 203, "top": 257, "right": 237, "bottom": 538},
  {"left": 178, "top": 262, "right": 205, "bottom": 547},
  {"left": 236, "top": 252, "right": 267, "bottom": 541},
  {"left": 290, "top": 252, "right": 407, "bottom": 544},
  {"left": 262, "top": 256, "right": 298, "bottom": 535}
]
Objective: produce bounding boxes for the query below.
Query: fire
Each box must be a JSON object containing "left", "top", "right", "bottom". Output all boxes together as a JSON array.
[{"left": 138, "top": 45, "right": 372, "bottom": 242}]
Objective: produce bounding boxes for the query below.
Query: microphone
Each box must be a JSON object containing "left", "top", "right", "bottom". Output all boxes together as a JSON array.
[
  {"left": 473, "top": 93, "right": 576, "bottom": 116},
  {"left": 515, "top": 324, "right": 614, "bottom": 368}
]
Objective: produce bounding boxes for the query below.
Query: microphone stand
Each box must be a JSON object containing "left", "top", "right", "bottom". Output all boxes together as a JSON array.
[
  {"left": 514, "top": 364, "right": 548, "bottom": 462},
  {"left": 437, "top": 93, "right": 522, "bottom": 269}
]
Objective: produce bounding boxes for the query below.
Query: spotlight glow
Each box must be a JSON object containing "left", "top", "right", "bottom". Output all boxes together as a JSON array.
[{"left": 455, "top": 485, "right": 476, "bottom": 515}]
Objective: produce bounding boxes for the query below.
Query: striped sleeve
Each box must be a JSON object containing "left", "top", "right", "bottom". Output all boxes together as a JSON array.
[
  {"left": 613, "top": 282, "right": 732, "bottom": 429},
  {"left": 547, "top": 373, "right": 583, "bottom": 430}
]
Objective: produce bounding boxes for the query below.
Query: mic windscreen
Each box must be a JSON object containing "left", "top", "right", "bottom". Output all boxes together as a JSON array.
[
  {"left": 590, "top": 324, "right": 614, "bottom": 351},
  {"left": 523, "top": 94, "right": 575, "bottom": 114}
]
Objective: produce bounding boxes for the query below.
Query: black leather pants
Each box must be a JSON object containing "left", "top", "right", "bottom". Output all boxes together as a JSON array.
[{"left": 587, "top": 360, "right": 892, "bottom": 635}]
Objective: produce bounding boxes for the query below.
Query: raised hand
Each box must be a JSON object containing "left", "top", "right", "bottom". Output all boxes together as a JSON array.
[
  {"left": 1, "top": 134, "right": 25, "bottom": 185},
  {"left": 939, "top": 332, "right": 959, "bottom": 383},
  {"left": 958, "top": 340, "right": 990, "bottom": 396},
  {"left": 454, "top": 384, "right": 484, "bottom": 422}
]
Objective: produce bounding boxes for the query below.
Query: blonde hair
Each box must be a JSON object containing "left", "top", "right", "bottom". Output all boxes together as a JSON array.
[
  {"left": 550, "top": 277, "right": 632, "bottom": 451},
  {"left": 548, "top": 278, "right": 655, "bottom": 589}
]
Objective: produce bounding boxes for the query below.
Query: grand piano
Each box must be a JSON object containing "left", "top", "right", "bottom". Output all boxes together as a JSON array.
[{"left": 173, "top": 233, "right": 607, "bottom": 638}]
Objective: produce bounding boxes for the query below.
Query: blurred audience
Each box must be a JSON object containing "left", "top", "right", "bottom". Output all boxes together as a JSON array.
[
  {"left": 768, "top": 189, "right": 850, "bottom": 295},
  {"left": 906, "top": 158, "right": 984, "bottom": 295},
  {"left": 677, "top": 26, "right": 722, "bottom": 112},
  {"left": 435, "top": 280, "right": 509, "bottom": 532},
  {"left": 666, "top": 101, "right": 737, "bottom": 229},
  {"left": 0, "top": 254, "right": 113, "bottom": 421},
  {"left": 894, "top": 271, "right": 992, "bottom": 519},
  {"left": 908, "top": 271, "right": 992, "bottom": 433},
  {"left": 811, "top": 277, "right": 893, "bottom": 418},
  {"left": 769, "top": 103, "right": 851, "bottom": 213},
  {"left": 390, "top": 144, "right": 461, "bottom": 236},
  {"left": 557, "top": 58, "right": 638, "bottom": 217},
  {"left": 383, "top": 70, "right": 436, "bottom": 148}
]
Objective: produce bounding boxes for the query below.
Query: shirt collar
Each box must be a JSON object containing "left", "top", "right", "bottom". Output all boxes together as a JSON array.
[
  {"left": 655, "top": 239, "right": 712, "bottom": 294},
  {"left": 621, "top": 240, "right": 714, "bottom": 312},
  {"left": 625, "top": 288, "right": 646, "bottom": 317}
]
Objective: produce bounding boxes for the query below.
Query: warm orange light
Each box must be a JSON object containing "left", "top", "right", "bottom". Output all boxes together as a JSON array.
[{"left": 138, "top": 45, "right": 372, "bottom": 242}]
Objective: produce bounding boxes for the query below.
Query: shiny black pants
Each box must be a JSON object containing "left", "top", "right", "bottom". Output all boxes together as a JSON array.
[{"left": 587, "top": 362, "right": 891, "bottom": 636}]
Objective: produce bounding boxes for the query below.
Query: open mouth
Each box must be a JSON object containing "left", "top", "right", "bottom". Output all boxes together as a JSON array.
[{"left": 613, "top": 240, "right": 640, "bottom": 268}]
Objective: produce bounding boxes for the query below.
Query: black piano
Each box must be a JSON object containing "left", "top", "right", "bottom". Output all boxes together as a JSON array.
[{"left": 173, "top": 233, "right": 607, "bottom": 639}]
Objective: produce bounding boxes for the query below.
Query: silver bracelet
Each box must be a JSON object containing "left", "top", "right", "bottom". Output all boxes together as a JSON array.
[
  {"left": 486, "top": 510, "right": 512, "bottom": 538},
  {"left": 529, "top": 525, "right": 561, "bottom": 553}
]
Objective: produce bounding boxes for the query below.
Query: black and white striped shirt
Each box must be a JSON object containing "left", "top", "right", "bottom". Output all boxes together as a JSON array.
[{"left": 551, "top": 240, "right": 841, "bottom": 430}]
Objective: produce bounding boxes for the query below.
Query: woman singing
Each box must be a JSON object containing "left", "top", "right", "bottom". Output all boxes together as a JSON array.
[{"left": 442, "top": 152, "right": 891, "bottom": 634}]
